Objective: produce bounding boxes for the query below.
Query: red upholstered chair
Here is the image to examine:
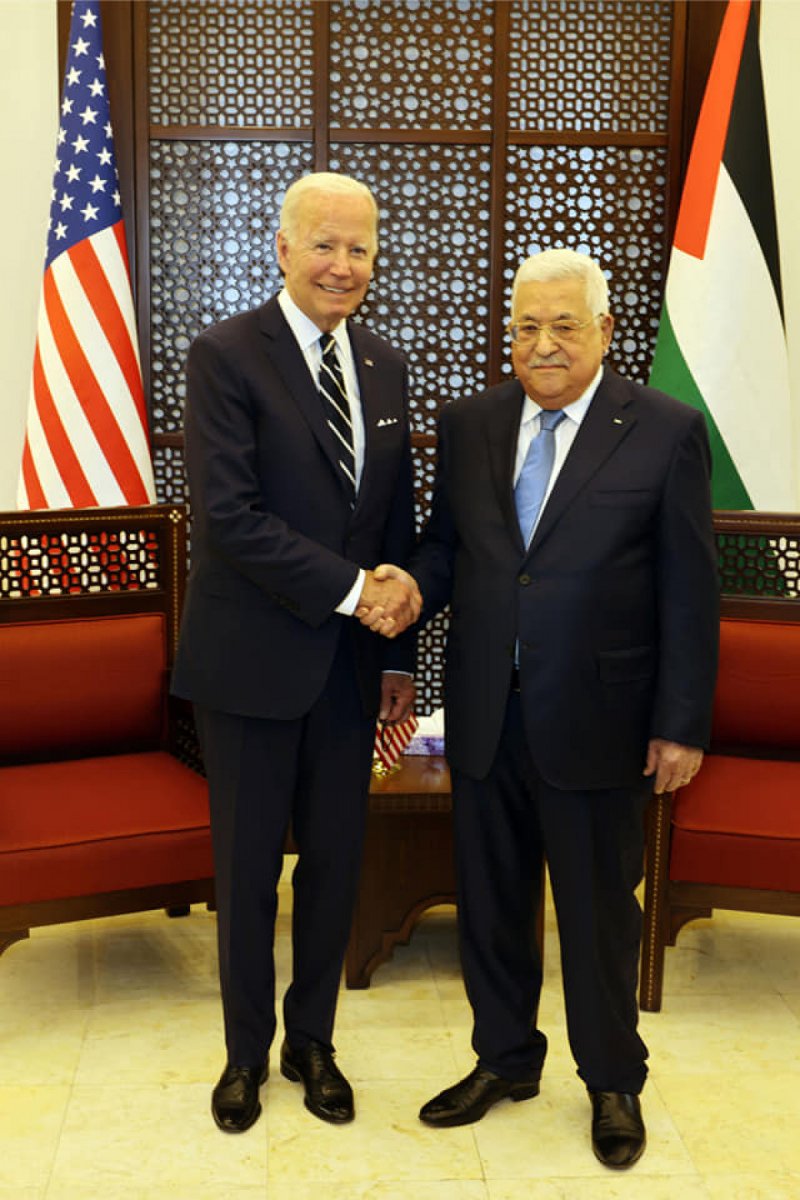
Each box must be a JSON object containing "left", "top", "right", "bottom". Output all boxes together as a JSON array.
[
  {"left": 640, "top": 512, "right": 800, "bottom": 1011},
  {"left": 0, "top": 505, "right": 215, "bottom": 959}
]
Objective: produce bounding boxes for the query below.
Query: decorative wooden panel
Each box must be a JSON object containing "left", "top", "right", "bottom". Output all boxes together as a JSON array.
[
  {"left": 410, "top": 442, "right": 442, "bottom": 716},
  {"left": 503, "top": 144, "right": 668, "bottom": 382},
  {"left": 148, "top": 1, "right": 315, "bottom": 127},
  {"left": 717, "top": 528, "right": 800, "bottom": 599},
  {"left": 329, "top": 0, "right": 495, "bottom": 130},
  {"left": 152, "top": 444, "right": 190, "bottom": 507},
  {"left": 507, "top": 0, "right": 674, "bottom": 133},
  {"left": 149, "top": 140, "right": 312, "bottom": 434},
  {"left": 0, "top": 525, "right": 162, "bottom": 599},
  {"left": 0, "top": 506, "right": 185, "bottom": 603},
  {"left": 330, "top": 141, "right": 493, "bottom": 435}
]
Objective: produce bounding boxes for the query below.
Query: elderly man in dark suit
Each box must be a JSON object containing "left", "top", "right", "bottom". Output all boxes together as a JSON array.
[
  {"left": 370, "top": 248, "right": 718, "bottom": 1168},
  {"left": 173, "top": 172, "right": 420, "bottom": 1134}
]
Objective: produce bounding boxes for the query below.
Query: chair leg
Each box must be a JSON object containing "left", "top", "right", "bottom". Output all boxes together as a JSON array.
[
  {"left": 640, "top": 792, "right": 672, "bottom": 1012},
  {"left": 669, "top": 904, "right": 712, "bottom": 944},
  {"left": 0, "top": 929, "right": 30, "bottom": 958}
]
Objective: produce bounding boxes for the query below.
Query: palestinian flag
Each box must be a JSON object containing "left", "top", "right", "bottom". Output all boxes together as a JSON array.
[{"left": 649, "top": 0, "right": 793, "bottom": 509}]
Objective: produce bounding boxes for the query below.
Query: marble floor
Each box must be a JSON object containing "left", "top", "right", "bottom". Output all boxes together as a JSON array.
[{"left": 1, "top": 860, "right": 799, "bottom": 1200}]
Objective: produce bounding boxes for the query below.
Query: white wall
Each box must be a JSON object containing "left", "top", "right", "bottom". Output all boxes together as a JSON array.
[
  {"left": 0, "top": 0, "right": 798, "bottom": 510},
  {"left": 0, "top": 0, "right": 57, "bottom": 508},
  {"left": 761, "top": 0, "right": 800, "bottom": 504}
]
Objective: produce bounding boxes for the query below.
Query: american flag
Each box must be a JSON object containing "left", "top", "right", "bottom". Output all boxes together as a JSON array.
[
  {"left": 372, "top": 713, "right": 419, "bottom": 777},
  {"left": 18, "top": 0, "right": 155, "bottom": 511}
]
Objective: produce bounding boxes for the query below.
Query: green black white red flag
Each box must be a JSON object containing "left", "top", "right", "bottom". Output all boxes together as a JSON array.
[{"left": 649, "top": 0, "right": 794, "bottom": 509}]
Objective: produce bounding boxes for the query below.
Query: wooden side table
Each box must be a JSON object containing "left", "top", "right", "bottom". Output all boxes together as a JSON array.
[{"left": 345, "top": 755, "right": 455, "bottom": 988}]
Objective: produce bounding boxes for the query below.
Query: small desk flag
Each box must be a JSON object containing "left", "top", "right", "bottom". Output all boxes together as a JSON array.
[{"left": 373, "top": 714, "right": 419, "bottom": 777}]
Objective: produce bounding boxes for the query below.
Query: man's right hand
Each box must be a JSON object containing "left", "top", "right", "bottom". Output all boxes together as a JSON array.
[{"left": 356, "top": 565, "right": 422, "bottom": 638}]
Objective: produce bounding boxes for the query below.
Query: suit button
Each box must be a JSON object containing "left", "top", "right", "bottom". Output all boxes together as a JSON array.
[{"left": 518, "top": 573, "right": 532, "bottom": 586}]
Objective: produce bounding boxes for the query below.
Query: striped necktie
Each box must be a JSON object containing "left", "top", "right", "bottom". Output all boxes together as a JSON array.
[
  {"left": 514, "top": 408, "right": 566, "bottom": 546},
  {"left": 318, "top": 333, "right": 355, "bottom": 493}
]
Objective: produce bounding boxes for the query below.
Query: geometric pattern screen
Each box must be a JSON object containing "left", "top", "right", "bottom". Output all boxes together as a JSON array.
[
  {"left": 0, "top": 525, "right": 162, "bottom": 599},
  {"left": 717, "top": 531, "right": 800, "bottom": 599}
]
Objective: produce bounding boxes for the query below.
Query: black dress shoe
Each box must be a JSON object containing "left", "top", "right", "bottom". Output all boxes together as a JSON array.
[
  {"left": 211, "top": 1062, "right": 268, "bottom": 1133},
  {"left": 589, "top": 1090, "right": 646, "bottom": 1168},
  {"left": 419, "top": 1064, "right": 540, "bottom": 1128},
  {"left": 280, "top": 1038, "right": 354, "bottom": 1124}
]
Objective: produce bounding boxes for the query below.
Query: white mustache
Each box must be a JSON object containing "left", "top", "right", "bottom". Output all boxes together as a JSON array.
[{"left": 526, "top": 357, "right": 568, "bottom": 369}]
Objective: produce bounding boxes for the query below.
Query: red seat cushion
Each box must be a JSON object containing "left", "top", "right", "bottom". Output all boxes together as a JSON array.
[
  {"left": 670, "top": 755, "right": 800, "bottom": 892},
  {"left": 0, "top": 752, "right": 213, "bottom": 906}
]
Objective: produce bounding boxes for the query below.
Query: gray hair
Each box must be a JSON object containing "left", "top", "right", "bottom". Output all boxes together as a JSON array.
[
  {"left": 279, "top": 172, "right": 379, "bottom": 250},
  {"left": 511, "top": 249, "right": 610, "bottom": 315}
]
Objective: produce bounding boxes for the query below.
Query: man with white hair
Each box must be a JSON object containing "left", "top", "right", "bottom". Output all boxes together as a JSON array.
[
  {"left": 380, "top": 248, "right": 718, "bottom": 1167},
  {"left": 173, "top": 172, "right": 419, "bottom": 1133}
]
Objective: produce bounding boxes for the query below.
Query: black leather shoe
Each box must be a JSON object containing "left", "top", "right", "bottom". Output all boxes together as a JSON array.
[
  {"left": 280, "top": 1038, "right": 354, "bottom": 1124},
  {"left": 419, "top": 1064, "right": 540, "bottom": 1128},
  {"left": 211, "top": 1062, "right": 268, "bottom": 1133},
  {"left": 589, "top": 1091, "right": 646, "bottom": 1168}
]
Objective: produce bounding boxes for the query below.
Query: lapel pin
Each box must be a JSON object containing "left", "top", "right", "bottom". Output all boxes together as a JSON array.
[
  {"left": 613, "top": 417, "right": 624, "bottom": 425},
  {"left": 364, "top": 357, "right": 374, "bottom": 367}
]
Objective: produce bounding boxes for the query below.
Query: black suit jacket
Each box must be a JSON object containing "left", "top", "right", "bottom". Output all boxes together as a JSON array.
[
  {"left": 172, "top": 296, "right": 416, "bottom": 720},
  {"left": 411, "top": 366, "right": 719, "bottom": 788}
]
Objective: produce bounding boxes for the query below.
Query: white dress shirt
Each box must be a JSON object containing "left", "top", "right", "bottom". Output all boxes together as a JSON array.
[
  {"left": 277, "top": 288, "right": 365, "bottom": 614},
  {"left": 277, "top": 288, "right": 366, "bottom": 488},
  {"left": 513, "top": 365, "right": 604, "bottom": 538}
]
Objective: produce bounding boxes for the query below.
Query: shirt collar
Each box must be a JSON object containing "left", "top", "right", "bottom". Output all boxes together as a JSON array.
[
  {"left": 278, "top": 287, "right": 349, "bottom": 354},
  {"left": 522, "top": 364, "right": 604, "bottom": 428}
]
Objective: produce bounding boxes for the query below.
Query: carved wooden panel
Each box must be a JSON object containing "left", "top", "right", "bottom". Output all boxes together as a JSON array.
[
  {"left": 330, "top": 142, "right": 493, "bottom": 434},
  {"left": 503, "top": 144, "right": 668, "bottom": 382},
  {"left": 507, "top": 0, "right": 674, "bottom": 133},
  {"left": 0, "top": 520, "right": 162, "bottom": 599},
  {"left": 410, "top": 443, "right": 444, "bottom": 714},
  {"left": 717, "top": 530, "right": 800, "bottom": 599},
  {"left": 152, "top": 445, "right": 190, "bottom": 507},
  {"left": 148, "top": 1, "right": 315, "bottom": 127},
  {"left": 329, "top": 0, "right": 495, "bottom": 130},
  {"left": 149, "top": 140, "right": 313, "bottom": 433}
]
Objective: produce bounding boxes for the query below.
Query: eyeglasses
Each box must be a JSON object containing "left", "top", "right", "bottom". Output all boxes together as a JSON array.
[{"left": 507, "top": 315, "right": 603, "bottom": 345}]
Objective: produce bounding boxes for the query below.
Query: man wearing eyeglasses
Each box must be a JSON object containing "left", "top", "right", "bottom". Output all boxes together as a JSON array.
[{"left": 370, "top": 248, "right": 718, "bottom": 1168}]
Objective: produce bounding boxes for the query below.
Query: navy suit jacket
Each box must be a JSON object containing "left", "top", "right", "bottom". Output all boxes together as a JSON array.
[
  {"left": 411, "top": 365, "right": 719, "bottom": 788},
  {"left": 172, "top": 296, "right": 416, "bottom": 720}
]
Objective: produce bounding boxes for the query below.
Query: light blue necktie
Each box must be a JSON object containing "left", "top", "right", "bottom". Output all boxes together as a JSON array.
[{"left": 514, "top": 409, "right": 566, "bottom": 546}]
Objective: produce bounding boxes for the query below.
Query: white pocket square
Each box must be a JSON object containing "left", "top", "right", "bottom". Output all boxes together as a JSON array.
[{"left": 376, "top": 417, "right": 399, "bottom": 428}]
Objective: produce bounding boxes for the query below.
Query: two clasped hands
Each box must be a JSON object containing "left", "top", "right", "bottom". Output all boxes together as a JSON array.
[
  {"left": 356, "top": 563, "right": 421, "bottom": 640},
  {"left": 357, "top": 565, "right": 422, "bottom": 724}
]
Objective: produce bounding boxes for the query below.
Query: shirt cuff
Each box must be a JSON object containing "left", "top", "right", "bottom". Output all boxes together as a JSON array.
[{"left": 336, "top": 568, "right": 365, "bottom": 616}]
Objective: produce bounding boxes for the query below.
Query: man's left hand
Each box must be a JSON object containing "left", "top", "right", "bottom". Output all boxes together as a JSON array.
[
  {"left": 644, "top": 738, "right": 704, "bottom": 794},
  {"left": 380, "top": 672, "right": 416, "bottom": 723}
]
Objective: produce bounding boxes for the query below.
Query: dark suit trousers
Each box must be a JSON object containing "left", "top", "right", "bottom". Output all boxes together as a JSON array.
[
  {"left": 452, "top": 689, "right": 650, "bottom": 1093},
  {"left": 195, "top": 628, "right": 375, "bottom": 1067}
]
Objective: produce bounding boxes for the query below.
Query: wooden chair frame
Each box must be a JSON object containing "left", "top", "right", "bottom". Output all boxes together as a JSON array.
[
  {"left": 640, "top": 510, "right": 800, "bottom": 1012},
  {"left": 0, "top": 504, "right": 215, "bottom": 959}
]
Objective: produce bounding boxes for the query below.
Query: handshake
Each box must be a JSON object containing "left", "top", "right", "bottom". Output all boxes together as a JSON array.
[{"left": 356, "top": 564, "right": 422, "bottom": 638}]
